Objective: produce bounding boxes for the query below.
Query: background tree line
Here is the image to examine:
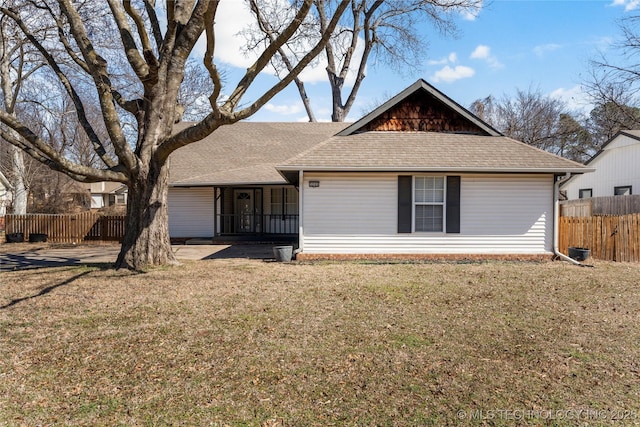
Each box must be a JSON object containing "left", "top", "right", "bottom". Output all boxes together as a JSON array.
[
  {"left": 468, "top": 88, "right": 640, "bottom": 164},
  {"left": 468, "top": 11, "right": 640, "bottom": 164}
]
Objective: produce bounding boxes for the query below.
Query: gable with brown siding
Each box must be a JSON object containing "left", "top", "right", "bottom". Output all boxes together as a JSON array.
[{"left": 361, "top": 90, "right": 489, "bottom": 134}]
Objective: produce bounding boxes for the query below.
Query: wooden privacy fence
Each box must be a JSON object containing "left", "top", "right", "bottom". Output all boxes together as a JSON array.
[
  {"left": 5, "top": 212, "right": 126, "bottom": 244},
  {"left": 560, "top": 194, "right": 640, "bottom": 217},
  {"left": 559, "top": 214, "right": 640, "bottom": 262}
]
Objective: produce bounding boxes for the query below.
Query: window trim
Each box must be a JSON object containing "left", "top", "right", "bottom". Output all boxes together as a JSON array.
[
  {"left": 578, "top": 188, "right": 592, "bottom": 199},
  {"left": 614, "top": 185, "right": 632, "bottom": 196},
  {"left": 413, "top": 175, "right": 446, "bottom": 233}
]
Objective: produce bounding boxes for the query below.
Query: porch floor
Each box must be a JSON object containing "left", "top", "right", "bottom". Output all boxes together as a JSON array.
[{"left": 173, "top": 234, "right": 297, "bottom": 246}]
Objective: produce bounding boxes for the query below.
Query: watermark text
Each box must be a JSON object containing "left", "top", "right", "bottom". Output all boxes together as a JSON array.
[{"left": 457, "top": 409, "right": 637, "bottom": 422}]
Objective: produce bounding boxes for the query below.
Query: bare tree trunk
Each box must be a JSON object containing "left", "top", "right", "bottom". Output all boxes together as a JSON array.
[
  {"left": 330, "top": 76, "right": 346, "bottom": 122},
  {"left": 115, "top": 157, "right": 177, "bottom": 270},
  {"left": 10, "top": 145, "right": 27, "bottom": 215},
  {"left": 294, "top": 77, "right": 316, "bottom": 122}
]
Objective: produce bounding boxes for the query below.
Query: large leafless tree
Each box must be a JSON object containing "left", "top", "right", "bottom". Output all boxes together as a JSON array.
[
  {"left": 0, "top": 0, "right": 350, "bottom": 269},
  {"left": 244, "top": 0, "right": 482, "bottom": 122},
  {"left": 0, "top": 5, "right": 43, "bottom": 214},
  {"left": 585, "top": 12, "right": 640, "bottom": 144},
  {"left": 470, "top": 88, "right": 595, "bottom": 163}
]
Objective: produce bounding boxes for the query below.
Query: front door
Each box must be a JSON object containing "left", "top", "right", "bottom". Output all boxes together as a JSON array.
[{"left": 234, "top": 190, "right": 254, "bottom": 233}]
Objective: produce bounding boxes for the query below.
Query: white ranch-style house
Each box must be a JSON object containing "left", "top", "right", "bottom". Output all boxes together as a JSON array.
[{"left": 168, "top": 80, "right": 590, "bottom": 259}]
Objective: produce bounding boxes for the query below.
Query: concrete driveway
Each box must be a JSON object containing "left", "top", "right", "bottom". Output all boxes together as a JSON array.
[{"left": 0, "top": 244, "right": 281, "bottom": 271}]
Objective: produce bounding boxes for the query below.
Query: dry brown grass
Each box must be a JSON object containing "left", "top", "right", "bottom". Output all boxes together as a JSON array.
[{"left": 1, "top": 259, "right": 639, "bottom": 426}]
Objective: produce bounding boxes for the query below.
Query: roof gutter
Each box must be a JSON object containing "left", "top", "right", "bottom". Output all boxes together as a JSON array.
[
  {"left": 277, "top": 166, "right": 594, "bottom": 174},
  {"left": 553, "top": 173, "right": 593, "bottom": 267}
]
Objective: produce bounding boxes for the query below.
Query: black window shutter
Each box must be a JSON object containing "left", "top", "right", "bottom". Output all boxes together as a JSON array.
[
  {"left": 446, "top": 176, "right": 461, "bottom": 233},
  {"left": 398, "top": 176, "right": 412, "bottom": 233}
]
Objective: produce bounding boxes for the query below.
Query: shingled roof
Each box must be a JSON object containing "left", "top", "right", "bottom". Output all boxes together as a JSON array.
[
  {"left": 275, "top": 79, "right": 590, "bottom": 183},
  {"left": 277, "top": 131, "right": 590, "bottom": 183},
  {"left": 169, "top": 121, "right": 348, "bottom": 186},
  {"left": 170, "top": 80, "right": 591, "bottom": 187}
]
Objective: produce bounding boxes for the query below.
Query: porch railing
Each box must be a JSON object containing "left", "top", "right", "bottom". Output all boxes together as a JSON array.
[{"left": 217, "top": 214, "right": 299, "bottom": 235}]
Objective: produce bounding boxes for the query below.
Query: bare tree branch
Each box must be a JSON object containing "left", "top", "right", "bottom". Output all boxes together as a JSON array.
[
  {"left": 57, "top": 0, "right": 136, "bottom": 171},
  {"left": 107, "top": 0, "right": 152, "bottom": 83},
  {"left": 1, "top": 5, "right": 118, "bottom": 169},
  {"left": 249, "top": 0, "right": 316, "bottom": 121},
  {"left": 144, "top": 0, "right": 164, "bottom": 49},
  {"left": 0, "top": 109, "right": 127, "bottom": 182},
  {"left": 225, "top": 0, "right": 316, "bottom": 109}
]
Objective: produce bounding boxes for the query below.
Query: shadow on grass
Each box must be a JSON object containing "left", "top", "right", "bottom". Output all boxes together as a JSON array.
[
  {"left": 202, "top": 244, "right": 277, "bottom": 260},
  {"left": 0, "top": 269, "right": 96, "bottom": 310},
  {"left": 0, "top": 252, "right": 114, "bottom": 272}
]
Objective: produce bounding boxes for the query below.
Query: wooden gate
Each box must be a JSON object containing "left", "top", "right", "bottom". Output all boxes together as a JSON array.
[{"left": 559, "top": 214, "right": 640, "bottom": 262}]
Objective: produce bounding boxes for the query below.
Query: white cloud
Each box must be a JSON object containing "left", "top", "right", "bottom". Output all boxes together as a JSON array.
[
  {"left": 264, "top": 102, "right": 303, "bottom": 115},
  {"left": 431, "top": 65, "right": 475, "bottom": 83},
  {"left": 470, "top": 45, "right": 503, "bottom": 69},
  {"left": 428, "top": 57, "right": 449, "bottom": 66},
  {"left": 550, "top": 85, "right": 593, "bottom": 113},
  {"left": 206, "top": 2, "right": 256, "bottom": 69},
  {"left": 428, "top": 52, "right": 458, "bottom": 66},
  {"left": 611, "top": 0, "right": 640, "bottom": 11},
  {"left": 470, "top": 45, "right": 490, "bottom": 60},
  {"left": 533, "top": 43, "right": 562, "bottom": 57}
]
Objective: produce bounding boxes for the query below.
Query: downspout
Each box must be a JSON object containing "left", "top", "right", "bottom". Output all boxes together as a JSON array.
[
  {"left": 553, "top": 173, "right": 586, "bottom": 266},
  {"left": 295, "top": 170, "right": 304, "bottom": 256}
]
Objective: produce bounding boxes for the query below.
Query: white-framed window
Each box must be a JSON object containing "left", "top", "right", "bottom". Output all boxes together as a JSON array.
[{"left": 414, "top": 176, "right": 445, "bottom": 232}]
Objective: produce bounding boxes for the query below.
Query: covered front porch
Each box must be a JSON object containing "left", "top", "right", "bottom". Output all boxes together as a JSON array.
[
  {"left": 167, "top": 184, "right": 299, "bottom": 241},
  {"left": 215, "top": 186, "right": 299, "bottom": 237}
]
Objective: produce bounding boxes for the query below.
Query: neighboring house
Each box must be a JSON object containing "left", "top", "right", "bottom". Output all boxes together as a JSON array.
[
  {"left": 562, "top": 130, "right": 640, "bottom": 200},
  {"left": 85, "top": 181, "right": 128, "bottom": 209},
  {"left": 0, "top": 171, "right": 12, "bottom": 217},
  {"left": 168, "top": 79, "right": 589, "bottom": 258}
]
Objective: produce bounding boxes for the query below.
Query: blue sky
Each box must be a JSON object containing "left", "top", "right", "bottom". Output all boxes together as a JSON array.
[{"left": 211, "top": 0, "right": 639, "bottom": 122}]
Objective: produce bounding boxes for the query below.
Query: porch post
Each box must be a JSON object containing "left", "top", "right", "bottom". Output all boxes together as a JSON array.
[{"left": 213, "top": 186, "right": 218, "bottom": 238}]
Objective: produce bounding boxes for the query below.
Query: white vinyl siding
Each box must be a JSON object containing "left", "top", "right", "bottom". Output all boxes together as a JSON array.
[
  {"left": 301, "top": 173, "right": 553, "bottom": 255},
  {"left": 168, "top": 187, "right": 215, "bottom": 237},
  {"left": 303, "top": 174, "right": 397, "bottom": 235},
  {"left": 564, "top": 134, "right": 640, "bottom": 199}
]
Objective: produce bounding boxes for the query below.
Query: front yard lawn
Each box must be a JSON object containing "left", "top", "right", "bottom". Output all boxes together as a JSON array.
[{"left": 1, "top": 259, "right": 639, "bottom": 425}]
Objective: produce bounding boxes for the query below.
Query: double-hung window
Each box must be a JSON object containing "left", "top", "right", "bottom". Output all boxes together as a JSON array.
[
  {"left": 414, "top": 176, "right": 445, "bottom": 232},
  {"left": 398, "top": 175, "right": 460, "bottom": 234}
]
